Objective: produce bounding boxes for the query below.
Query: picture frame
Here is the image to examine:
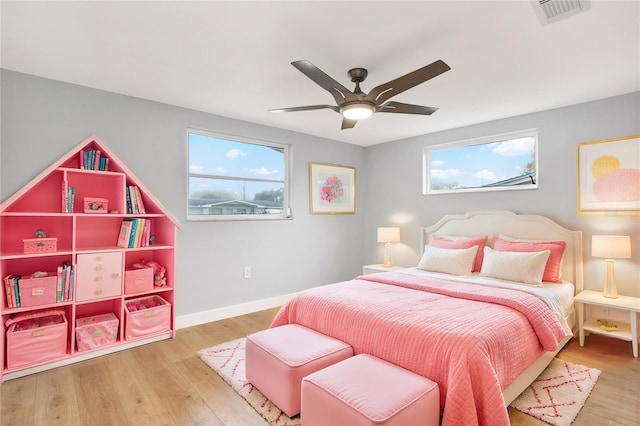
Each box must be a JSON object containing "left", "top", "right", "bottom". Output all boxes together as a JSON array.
[
  {"left": 309, "top": 162, "right": 356, "bottom": 214},
  {"left": 577, "top": 135, "right": 640, "bottom": 214}
]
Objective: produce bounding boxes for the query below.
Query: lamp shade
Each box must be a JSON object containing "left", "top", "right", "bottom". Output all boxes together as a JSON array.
[
  {"left": 592, "top": 235, "right": 631, "bottom": 259},
  {"left": 377, "top": 227, "right": 400, "bottom": 243}
]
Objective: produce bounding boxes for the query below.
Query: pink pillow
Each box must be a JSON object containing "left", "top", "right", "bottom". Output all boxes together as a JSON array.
[
  {"left": 432, "top": 235, "right": 488, "bottom": 272},
  {"left": 491, "top": 237, "right": 566, "bottom": 283}
]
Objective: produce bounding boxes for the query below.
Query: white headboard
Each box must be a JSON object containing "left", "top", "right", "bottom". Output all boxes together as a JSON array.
[{"left": 421, "top": 210, "right": 583, "bottom": 293}]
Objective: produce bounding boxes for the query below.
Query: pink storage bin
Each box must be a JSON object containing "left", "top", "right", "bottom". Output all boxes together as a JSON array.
[
  {"left": 75, "top": 313, "right": 119, "bottom": 351},
  {"left": 23, "top": 238, "right": 57, "bottom": 254},
  {"left": 18, "top": 275, "right": 58, "bottom": 307},
  {"left": 5, "top": 309, "right": 68, "bottom": 370},
  {"left": 124, "top": 295, "right": 171, "bottom": 340},
  {"left": 124, "top": 267, "right": 153, "bottom": 295}
]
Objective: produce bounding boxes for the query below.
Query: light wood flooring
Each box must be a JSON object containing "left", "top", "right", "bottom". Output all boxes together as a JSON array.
[{"left": 1, "top": 307, "right": 638, "bottom": 426}]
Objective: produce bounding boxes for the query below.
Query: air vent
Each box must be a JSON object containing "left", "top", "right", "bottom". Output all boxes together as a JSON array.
[{"left": 532, "top": 0, "right": 591, "bottom": 25}]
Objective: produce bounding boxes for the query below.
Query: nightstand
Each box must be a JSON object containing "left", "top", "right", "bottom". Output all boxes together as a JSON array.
[
  {"left": 362, "top": 264, "right": 405, "bottom": 275},
  {"left": 574, "top": 289, "right": 640, "bottom": 357}
]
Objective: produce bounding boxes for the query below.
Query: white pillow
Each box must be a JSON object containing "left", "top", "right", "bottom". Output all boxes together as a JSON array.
[
  {"left": 417, "top": 245, "right": 477, "bottom": 276},
  {"left": 479, "top": 246, "right": 551, "bottom": 286}
]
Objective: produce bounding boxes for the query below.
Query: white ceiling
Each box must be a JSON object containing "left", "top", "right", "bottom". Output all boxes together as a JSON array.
[{"left": 1, "top": 1, "right": 638, "bottom": 147}]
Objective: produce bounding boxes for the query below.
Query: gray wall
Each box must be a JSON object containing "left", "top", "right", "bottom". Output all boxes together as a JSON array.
[
  {"left": 362, "top": 92, "right": 640, "bottom": 297},
  {"left": 2, "top": 70, "right": 639, "bottom": 317},
  {"left": 1, "top": 70, "right": 366, "bottom": 316}
]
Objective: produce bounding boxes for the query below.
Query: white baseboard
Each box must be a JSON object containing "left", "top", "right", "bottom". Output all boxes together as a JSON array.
[{"left": 175, "top": 293, "right": 296, "bottom": 330}]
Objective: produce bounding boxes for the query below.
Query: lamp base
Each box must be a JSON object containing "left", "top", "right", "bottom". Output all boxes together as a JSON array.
[
  {"left": 602, "top": 259, "right": 619, "bottom": 299},
  {"left": 382, "top": 242, "right": 393, "bottom": 268}
]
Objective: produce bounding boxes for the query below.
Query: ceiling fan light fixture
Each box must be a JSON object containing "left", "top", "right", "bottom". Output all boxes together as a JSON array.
[{"left": 340, "top": 102, "right": 375, "bottom": 120}]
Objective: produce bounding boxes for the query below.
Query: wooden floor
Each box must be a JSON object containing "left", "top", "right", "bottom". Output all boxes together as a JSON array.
[{"left": 1, "top": 307, "right": 638, "bottom": 426}]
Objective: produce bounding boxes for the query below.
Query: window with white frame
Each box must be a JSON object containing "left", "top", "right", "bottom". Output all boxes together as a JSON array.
[{"left": 188, "top": 130, "right": 290, "bottom": 220}]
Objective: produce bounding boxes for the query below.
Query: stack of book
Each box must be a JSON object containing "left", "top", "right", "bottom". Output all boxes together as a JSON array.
[
  {"left": 80, "top": 149, "right": 109, "bottom": 171},
  {"left": 117, "top": 218, "right": 151, "bottom": 248},
  {"left": 126, "top": 185, "right": 146, "bottom": 214},
  {"left": 3, "top": 262, "right": 74, "bottom": 308},
  {"left": 61, "top": 180, "right": 76, "bottom": 213}
]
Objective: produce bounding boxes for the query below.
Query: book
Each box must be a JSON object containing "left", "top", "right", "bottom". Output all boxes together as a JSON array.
[
  {"left": 117, "top": 220, "right": 133, "bottom": 248},
  {"left": 79, "top": 149, "right": 85, "bottom": 169},
  {"left": 66, "top": 265, "right": 74, "bottom": 301},
  {"left": 133, "top": 218, "right": 145, "bottom": 247},
  {"left": 56, "top": 266, "right": 64, "bottom": 302},
  {"left": 129, "top": 186, "right": 140, "bottom": 214},
  {"left": 126, "top": 187, "right": 132, "bottom": 214},
  {"left": 62, "top": 180, "right": 69, "bottom": 213},
  {"left": 94, "top": 150, "right": 101, "bottom": 171},
  {"left": 68, "top": 187, "right": 75, "bottom": 213},
  {"left": 133, "top": 186, "right": 146, "bottom": 214},
  {"left": 4, "top": 274, "right": 15, "bottom": 308},
  {"left": 141, "top": 219, "right": 151, "bottom": 247},
  {"left": 13, "top": 276, "right": 21, "bottom": 307},
  {"left": 127, "top": 219, "right": 139, "bottom": 248}
]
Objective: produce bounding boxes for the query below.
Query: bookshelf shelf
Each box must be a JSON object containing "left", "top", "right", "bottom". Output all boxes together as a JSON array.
[{"left": 0, "top": 135, "right": 181, "bottom": 381}]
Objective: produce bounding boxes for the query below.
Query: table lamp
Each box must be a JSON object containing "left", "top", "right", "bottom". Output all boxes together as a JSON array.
[
  {"left": 377, "top": 227, "right": 400, "bottom": 267},
  {"left": 592, "top": 235, "right": 631, "bottom": 298}
]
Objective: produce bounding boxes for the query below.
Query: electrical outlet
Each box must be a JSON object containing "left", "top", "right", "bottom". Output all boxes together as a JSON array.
[
  {"left": 601, "top": 307, "right": 609, "bottom": 317},
  {"left": 243, "top": 266, "right": 252, "bottom": 279}
]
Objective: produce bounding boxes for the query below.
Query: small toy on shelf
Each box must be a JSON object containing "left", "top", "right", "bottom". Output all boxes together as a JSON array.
[
  {"left": 597, "top": 319, "right": 618, "bottom": 332},
  {"left": 131, "top": 259, "right": 167, "bottom": 287}
]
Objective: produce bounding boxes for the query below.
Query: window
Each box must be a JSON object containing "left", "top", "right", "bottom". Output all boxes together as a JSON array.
[
  {"left": 188, "top": 130, "right": 290, "bottom": 220},
  {"left": 423, "top": 129, "right": 538, "bottom": 194}
]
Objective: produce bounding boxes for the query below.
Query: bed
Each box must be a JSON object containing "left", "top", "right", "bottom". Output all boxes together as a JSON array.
[{"left": 271, "top": 210, "right": 583, "bottom": 426}]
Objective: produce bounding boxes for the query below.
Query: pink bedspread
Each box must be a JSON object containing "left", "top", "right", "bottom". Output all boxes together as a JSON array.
[{"left": 271, "top": 272, "right": 570, "bottom": 426}]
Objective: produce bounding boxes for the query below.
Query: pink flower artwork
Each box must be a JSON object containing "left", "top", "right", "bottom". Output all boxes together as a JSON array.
[{"left": 320, "top": 175, "right": 344, "bottom": 203}]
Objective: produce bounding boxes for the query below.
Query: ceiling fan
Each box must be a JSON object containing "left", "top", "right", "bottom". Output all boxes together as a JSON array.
[{"left": 269, "top": 59, "right": 451, "bottom": 130}]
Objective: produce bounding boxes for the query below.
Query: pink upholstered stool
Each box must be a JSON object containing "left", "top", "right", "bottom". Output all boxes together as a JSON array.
[
  {"left": 301, "top": 354, "right": 440, "bottom": 426},
  {"left": 245, "top": 324, "right": 353, "bottom": 418}
]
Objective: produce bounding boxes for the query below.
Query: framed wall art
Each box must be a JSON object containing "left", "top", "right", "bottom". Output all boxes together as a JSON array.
[
  {"left": 577, "top": 135, "right": 640, "bottom": 214},
  {"left": 309, "top": 162, "right": 356, "bottom": 214}
]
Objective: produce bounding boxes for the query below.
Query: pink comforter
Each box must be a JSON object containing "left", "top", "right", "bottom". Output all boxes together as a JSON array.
[{"left": 271, "top": 271, "right": 570, "bottom": 426}]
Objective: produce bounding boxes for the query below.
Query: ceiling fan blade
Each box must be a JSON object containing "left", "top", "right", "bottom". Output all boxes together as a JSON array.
[
  {"left": 292, "top": 60, "right": 353, "bottom": 105},
  {"left": 341, "top": 117, "right": 357, "bottom": 130},
  {"left": 366, "top": 60, "right": 450, "bottom": 105},
  {"left": 377, "top": 101, "right": 438, "bottom": 115},
  {"left": 269, "top": 105, "right": 339, "bottom": 113}
]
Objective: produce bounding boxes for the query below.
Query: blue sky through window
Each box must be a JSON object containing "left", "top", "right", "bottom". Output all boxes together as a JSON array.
[{"left": 429, "top": 137, "right": 535, "bottom": 189}]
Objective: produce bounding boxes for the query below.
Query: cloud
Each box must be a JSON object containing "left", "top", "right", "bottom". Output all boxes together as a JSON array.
[
  {"left": 431, "top": 168, "right": 464, "bottom": 179},
  {"left": 189, "top": 164, "right": 204, "bottom": 173},
  {"left": 492, "top": 137, "right": 534, "bottom": 157},
  {"left": 227, "top": 148, "right": 248, "bottom": 159},
  {"left": 431, "top": 160, "right": 445, "bottom": 166},
  {"left": 471, "top": 169, "right": 504, "bottom": 183},
  {"left": 246, "top": 167, "right": 279, "bottom": 176},
  {"left": 215, "top": 167, "right": 227, "bottom": 173}
]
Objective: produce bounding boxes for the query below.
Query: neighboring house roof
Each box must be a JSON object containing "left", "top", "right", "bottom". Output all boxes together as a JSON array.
[{"left": 482, "top": 173, "right": 536, "bottom": 187}]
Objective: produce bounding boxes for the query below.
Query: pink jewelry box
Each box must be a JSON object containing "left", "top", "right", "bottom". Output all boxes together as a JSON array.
[
  {"left": 18, "top": 274, "right": 58, "bottom": 307},
  {"left": 23, "top": 238, "right": 57, "bottom": 254},
  {"left": 124, "top": 267, "right": 154, "bottom": 295},
  {"left": 5, "top": 309, "right": 68, "bottom": 370},
  {"left": 124, "top": 295, "right": 171, "bottom": 340},
  {"left": 75, "top": 313, "right": 119, "bottom": 351},
  {"left": 83, "top": 197, "right": 108, "bottom": 214}
]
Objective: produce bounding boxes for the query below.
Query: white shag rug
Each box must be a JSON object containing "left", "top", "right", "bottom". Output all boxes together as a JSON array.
[
  {"left": 199, "top": 338, "right": 600, "bottom": 426},
  {"left": 198, "top": 338, "right": 301, "bottom": 426},
  {"left": 510, "top": 358, "right": 601, "bottom": 426}
]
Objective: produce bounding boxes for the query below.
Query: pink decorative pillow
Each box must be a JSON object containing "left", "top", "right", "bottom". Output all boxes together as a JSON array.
[
  {"left": 491, "top": 237, "right": 566, "bottom": 283},
  {"left": 432, "top": 235, "right": 488, "bottom": 272}
]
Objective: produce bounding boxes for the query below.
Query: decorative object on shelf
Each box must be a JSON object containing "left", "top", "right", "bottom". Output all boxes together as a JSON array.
[
  {"left": 377, "top": 227, "right": 401, "bottom": 267},
  {"left": 309, "top": 162, "right": 356, "bottom": 214},
  {"left": 83, "top": 197, "right": 108, "bottom": 214},
  {"left": 577, "top": 135, "right": 640, "bottom": 214},
  {"left": 597, "top": 319, "right": 618, "bottom": 332},
  {"left": 22, "top": 229, "right": 57, "bottom": 254},
  {"left": 592, "top": 235, "right": 631, "bottom": 298},
  {"left": 131, "top": 259, "right": 167, "bottom": 287},
  {"left": 75, "top": 313, "right": 119, "bottom": 351}
]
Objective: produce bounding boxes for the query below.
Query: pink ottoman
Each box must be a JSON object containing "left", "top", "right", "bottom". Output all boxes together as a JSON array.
[
  {"left": 245, "top": 324, "right": 353, "bottom": 417},
  {"left": 301, "top": 354, "right": 440, "bottom": 426}
]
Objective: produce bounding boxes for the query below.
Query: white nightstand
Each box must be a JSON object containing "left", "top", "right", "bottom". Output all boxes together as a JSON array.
[
  {"left": 362, "top": 264, "right": 405, "bottom": 275},
  {"left": 574, "top": 289, "right": 640, "bottom": 357}
]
